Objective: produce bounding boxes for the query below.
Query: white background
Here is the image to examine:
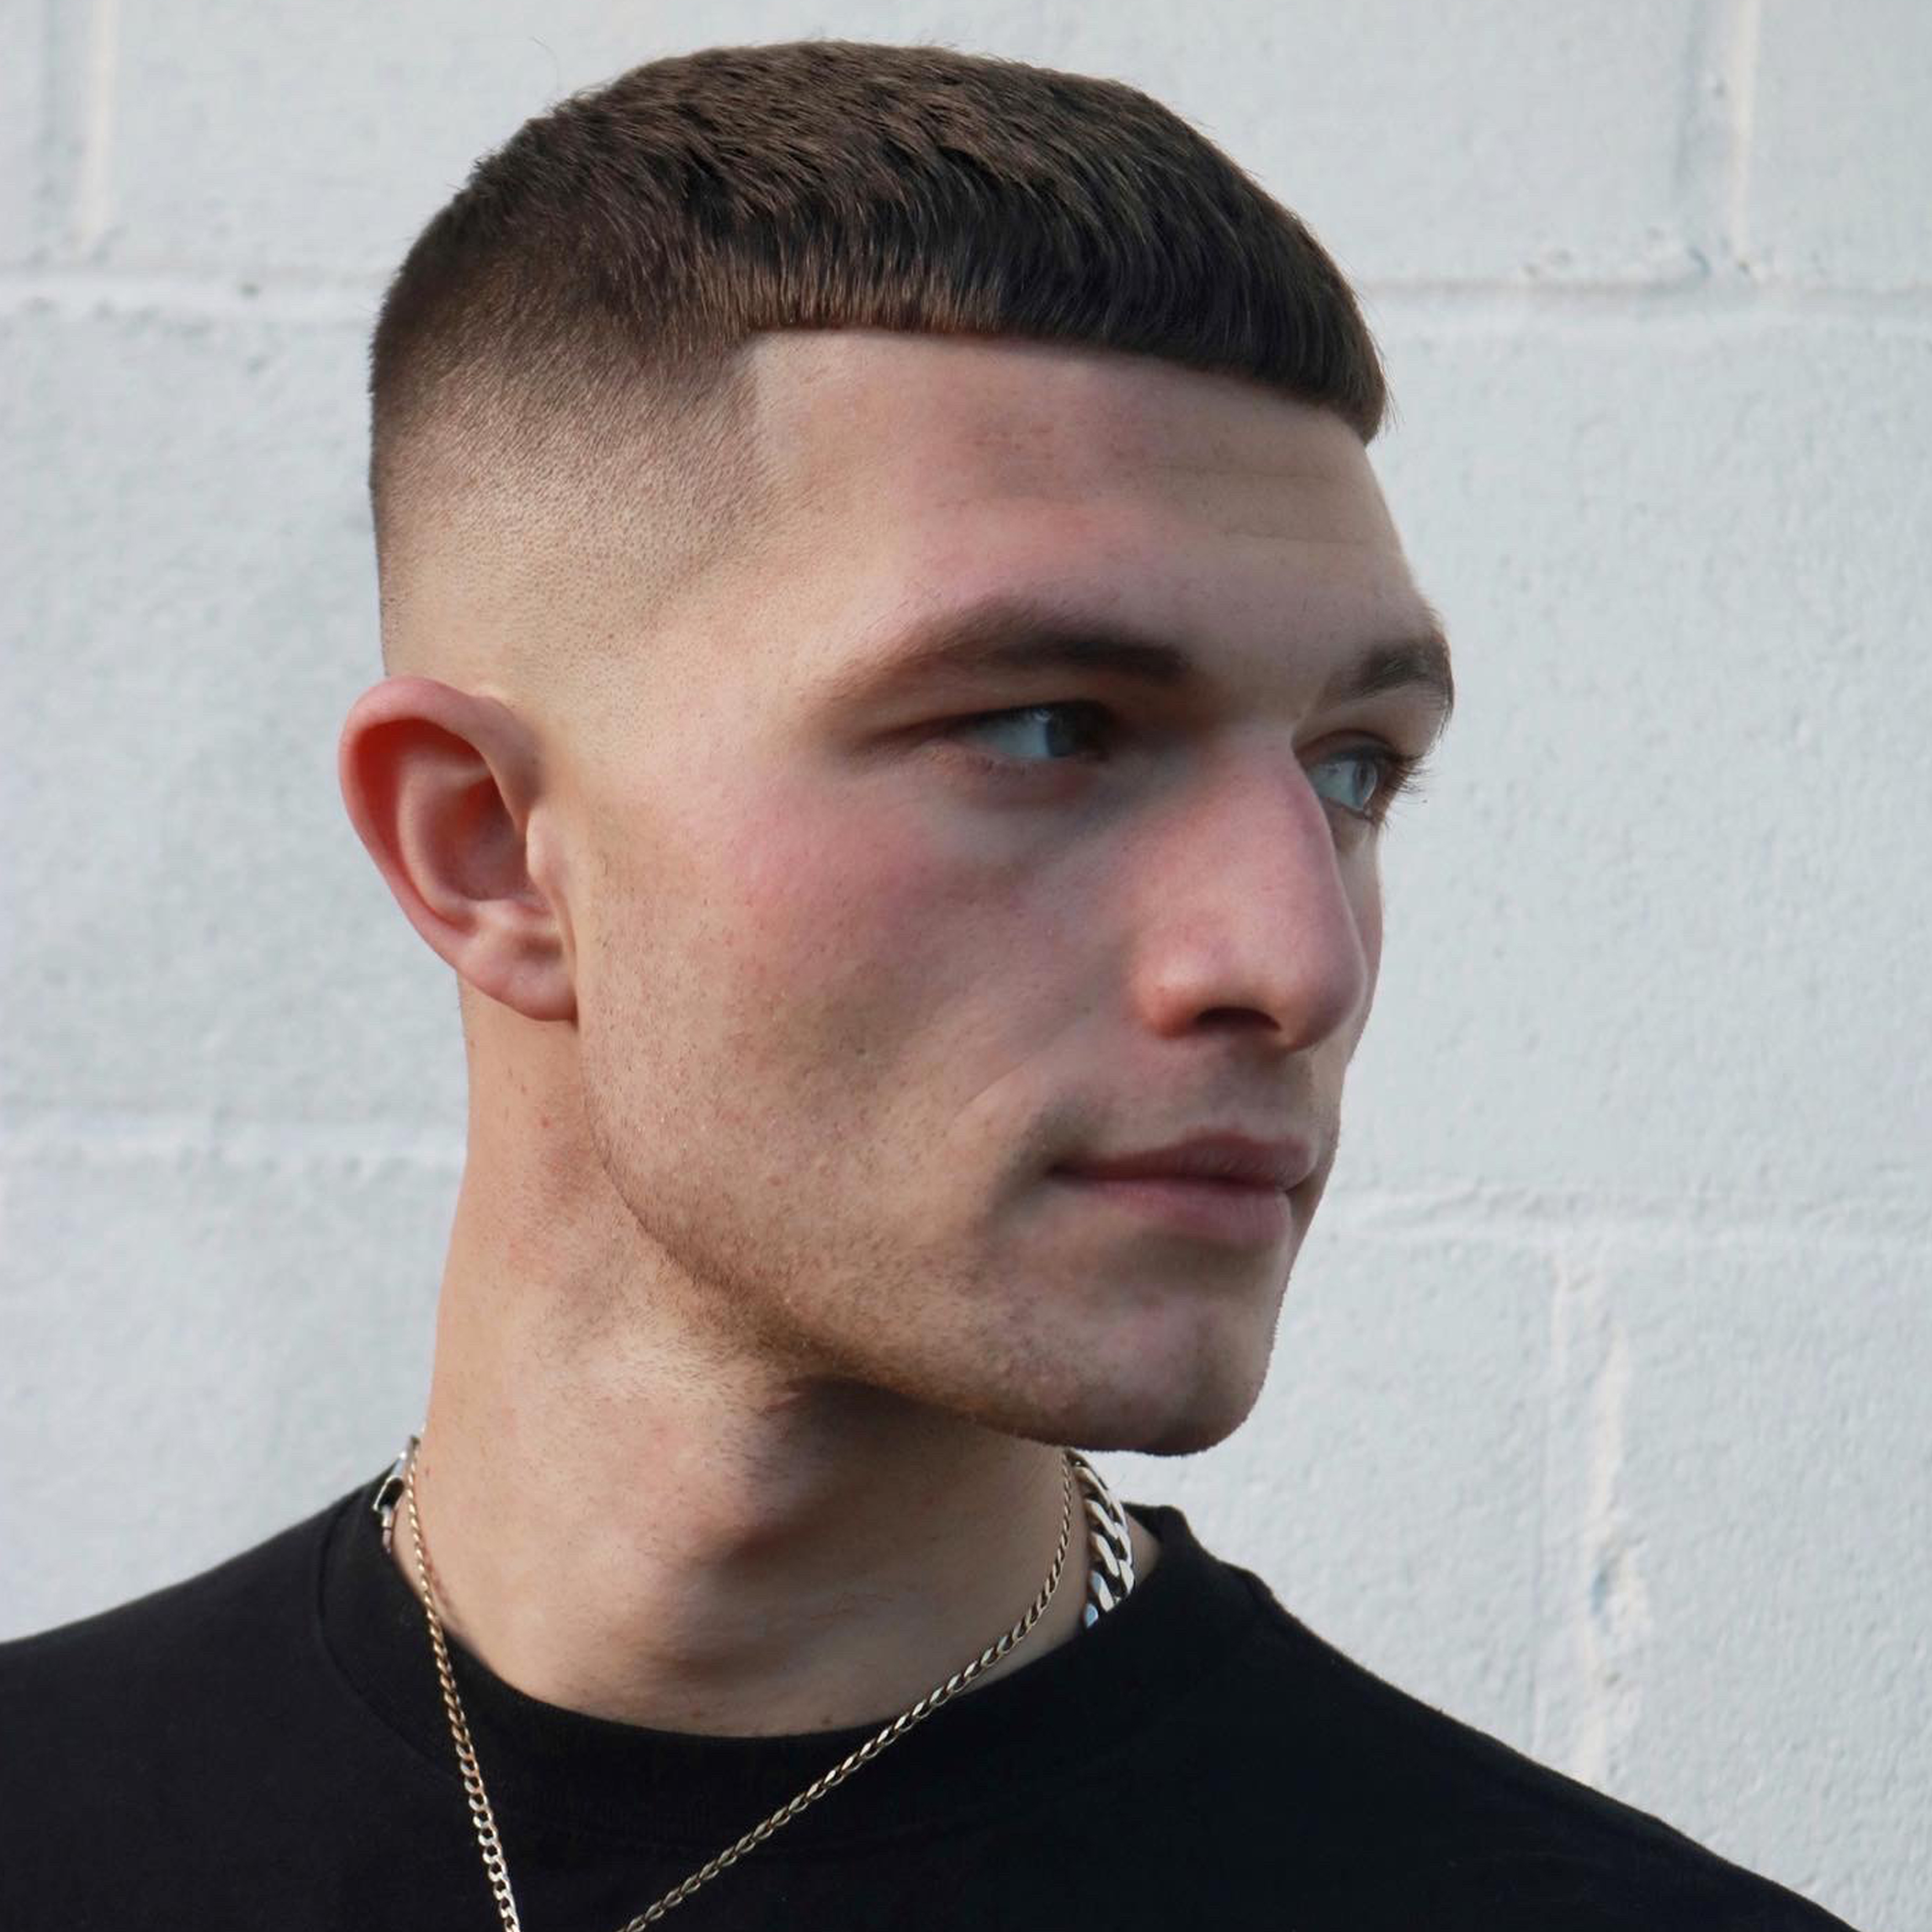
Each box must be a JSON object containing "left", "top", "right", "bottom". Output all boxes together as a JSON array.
[{"left": 2, "top": 6, "right": 1925, "bottom": 1926}]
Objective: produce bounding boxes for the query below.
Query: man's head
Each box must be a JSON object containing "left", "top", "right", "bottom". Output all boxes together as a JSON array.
[{"left": 341, "top": 41, "right": 1453, "bottom": 1457}]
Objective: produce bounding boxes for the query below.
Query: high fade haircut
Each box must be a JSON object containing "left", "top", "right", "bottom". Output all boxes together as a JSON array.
[{"left": 365, "top": 38, "right": 1389, "bottom": 711}]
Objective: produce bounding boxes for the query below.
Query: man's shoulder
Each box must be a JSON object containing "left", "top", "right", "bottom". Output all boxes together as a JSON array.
[
  {"left": 0, "top": 1484, "right": 354, "bottom": 1749},
  {"left": 1165, "top": 1562, "right": 1859, "bottom": 1929},
  {"left": 0, "top": 1483, "right": 394, "bottom": 1920}
]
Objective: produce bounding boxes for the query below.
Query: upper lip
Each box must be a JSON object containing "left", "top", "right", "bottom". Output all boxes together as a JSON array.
[{"left": 1055, "top": 1130, "right": 1317, "bottom": 1192}]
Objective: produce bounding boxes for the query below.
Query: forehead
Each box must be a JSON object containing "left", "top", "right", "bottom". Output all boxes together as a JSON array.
[
  {"left": 741, "top": 328, "right": 1395, "bottom": 537},
  {"left": 727, "top": 331, "right": 1418, "bottom": 656}
]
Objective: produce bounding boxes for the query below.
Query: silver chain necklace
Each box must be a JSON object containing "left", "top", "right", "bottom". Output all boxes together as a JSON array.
[{"left": 371, "top": 1430, "right": 1138, "bottom": 1928}]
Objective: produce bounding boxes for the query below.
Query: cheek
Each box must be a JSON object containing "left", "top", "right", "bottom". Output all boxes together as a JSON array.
[
  {"left": 717, "top": 785, "right": 953, "bottom": 1006},
  {"left": 1358, "top": 875, "right": 1384, "bottom": 983},
  {"left": 694, "top": 771, "right": 1083, "bottom": 1105},
  {"left": 1342, "top": 874, "right": 1384, "bottom": 1054}
]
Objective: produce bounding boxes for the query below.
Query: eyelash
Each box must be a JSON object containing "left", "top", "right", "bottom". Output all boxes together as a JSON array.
[{"left": 936, "top": 700, "right": 1434, "bottom": 830}]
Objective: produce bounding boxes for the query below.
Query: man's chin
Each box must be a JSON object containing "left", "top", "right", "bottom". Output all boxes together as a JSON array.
[{"left": 948, "top": 1356, "right": 1268, "bottom": 1460}]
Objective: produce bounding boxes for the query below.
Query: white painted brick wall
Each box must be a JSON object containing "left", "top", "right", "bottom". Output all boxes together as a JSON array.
[{"left": 2, "top": 6, "right": 1924, "bottom": 1925}]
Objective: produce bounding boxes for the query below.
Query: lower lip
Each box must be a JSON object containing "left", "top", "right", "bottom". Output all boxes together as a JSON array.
[{"left": 1049, "top": 1171, "right": 1292, "bottom": 1245}]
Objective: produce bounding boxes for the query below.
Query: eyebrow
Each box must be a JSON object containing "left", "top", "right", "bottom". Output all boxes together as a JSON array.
[{"left": 824, "top": 593, "right": 1456, "bottom": 736}]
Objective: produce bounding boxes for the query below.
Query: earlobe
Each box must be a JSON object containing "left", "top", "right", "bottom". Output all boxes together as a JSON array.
[{"left": 336, "top": 677, "right": 577, "bottom": 1025}]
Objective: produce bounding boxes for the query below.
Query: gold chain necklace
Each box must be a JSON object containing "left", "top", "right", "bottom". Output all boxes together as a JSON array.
[{"left": 373, "top": 1432, "right": 1136, "bottom": 1928}]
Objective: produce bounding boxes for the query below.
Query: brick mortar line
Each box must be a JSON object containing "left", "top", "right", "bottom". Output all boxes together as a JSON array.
[
  {"left": 2, "top": 266, "right": 1931, "bottom": 328},
  {"left": 0, "top": 1113, "right": 1925, "bottom": 1252}
]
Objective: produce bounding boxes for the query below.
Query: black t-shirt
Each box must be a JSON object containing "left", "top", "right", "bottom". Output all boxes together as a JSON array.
[{"left": 0, "top": 1464, "right": 1859, "bottom": 1930}]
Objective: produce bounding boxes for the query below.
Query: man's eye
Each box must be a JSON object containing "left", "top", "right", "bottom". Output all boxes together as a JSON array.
[
  {"left": 935, "top": 701, "right": 1433, "bottom": 830},
  {"left": 940, "top": 702, "right": 1119, "bottom": 767}
]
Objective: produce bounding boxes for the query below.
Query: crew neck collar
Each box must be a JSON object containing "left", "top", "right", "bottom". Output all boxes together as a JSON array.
[{"left": 316, "top": 1460, "right": 1265, "bottom": 1853}]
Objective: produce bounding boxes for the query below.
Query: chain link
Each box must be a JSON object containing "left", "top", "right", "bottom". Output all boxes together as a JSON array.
[{"left": 398, "top": 1437, "right": 1080, "bottom": 1930}]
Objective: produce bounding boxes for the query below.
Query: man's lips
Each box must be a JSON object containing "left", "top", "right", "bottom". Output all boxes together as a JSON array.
[
  {"left": 1046, "top": 1132, "right": 1313, "bottom": 1246},
  {"left": 1048, "top": 1171, "right": 1293, "bottom": 1245},
  {"left": 1052, "top": 1130, "right": 1317, "bottom": 1193}
]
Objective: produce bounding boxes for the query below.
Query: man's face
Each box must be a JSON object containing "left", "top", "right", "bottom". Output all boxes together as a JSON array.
[{"left": 556, "top": 332, "right": 1449, "bottom": 1456}]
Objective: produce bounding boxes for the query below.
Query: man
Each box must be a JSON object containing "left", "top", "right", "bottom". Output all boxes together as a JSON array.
[{"left": 0, "top": 39, "right": 1858, "bottom": 1931}]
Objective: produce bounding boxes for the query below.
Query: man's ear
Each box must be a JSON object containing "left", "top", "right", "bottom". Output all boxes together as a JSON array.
[{"left": 337, "top": 676, "right": 576, "bottom": 1024}]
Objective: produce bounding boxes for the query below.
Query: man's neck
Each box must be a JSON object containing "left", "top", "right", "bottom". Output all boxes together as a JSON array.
[{"left": 390, "top": 1266, "right": 1159, "bottom": 1738}]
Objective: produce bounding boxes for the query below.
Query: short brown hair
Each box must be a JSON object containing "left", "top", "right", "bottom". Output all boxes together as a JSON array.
[{"left": 367, "top": 39, "right": 1388, "bottom": 682}]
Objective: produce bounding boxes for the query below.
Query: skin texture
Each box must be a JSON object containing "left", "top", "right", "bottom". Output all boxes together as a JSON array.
[{"left": 337, "top": 330, "right": 1450, "bottom": 1737}]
